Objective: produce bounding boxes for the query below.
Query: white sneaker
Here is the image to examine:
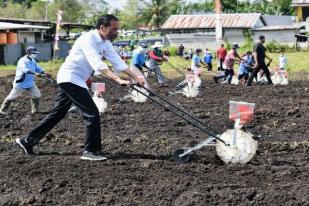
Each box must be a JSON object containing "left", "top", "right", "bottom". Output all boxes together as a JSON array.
[
  {"left": 68, "top": 105, "right": 78, "bottom": 113},
  {"left": 80, "top": 151, "right": 107, "bottom": 161}
]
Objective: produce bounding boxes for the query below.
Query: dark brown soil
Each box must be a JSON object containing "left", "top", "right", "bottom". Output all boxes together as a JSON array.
[{"left": 0, "top": 75, "right": 308, "bottom": 206}]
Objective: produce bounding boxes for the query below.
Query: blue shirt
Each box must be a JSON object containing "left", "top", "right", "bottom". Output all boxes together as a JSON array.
[
  {"left": 13, "top": 55, "right": 43, "bottom": 89},
  {"left": 131, "top": 50, "right": 146, "bottom": 66},
  {"left": 192, "top": 55, "right": 201, "bottom": 66},
  {"left": 203, "top": 53, "right": 213, "bottom": 64},
  {"left": 239, "top": 55, "right": 254, "bottom": 75}
]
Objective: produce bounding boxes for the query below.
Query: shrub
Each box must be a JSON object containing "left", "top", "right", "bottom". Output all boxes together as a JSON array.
[
  {"left": 223, "top": 38, "right": 231, "bottom": 51},
  {"left": 167, "top": 46, "right": 178, "bottom": 56},
  {"left": 241, "top": 29, "right": 254, "bottom": 51},
  {"left": 265, "top": 40, "right": 297, "bottom": 53}
]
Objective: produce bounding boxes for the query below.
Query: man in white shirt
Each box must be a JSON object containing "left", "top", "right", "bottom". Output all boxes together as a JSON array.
[{"left": 16, "top": 14, "right": 145, "bottom": 161}]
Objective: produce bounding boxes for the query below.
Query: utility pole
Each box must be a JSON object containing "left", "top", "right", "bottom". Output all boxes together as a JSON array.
[
  {"left": 215, "top": 0, "right": 223, "bottom": 43},
  {"left": 41, "top": 0, "right": 50, "bottom": 21}
]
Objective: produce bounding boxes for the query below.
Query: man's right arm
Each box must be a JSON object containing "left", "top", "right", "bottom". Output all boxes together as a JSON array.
[
  {"left": 253, "top": 52, "right": 258, "bottom": 68},
  {"left": 80, "top": 40, "right": 130, "bottom": 85},
  {"left": 149, "top": 50, "right": 163, "bottom": 61},
  {"left": 104, "top": 42, "right": 145, "bottom": 86},
  {"left": 101, "top": 69, "right": 130, "bottom": 85}
]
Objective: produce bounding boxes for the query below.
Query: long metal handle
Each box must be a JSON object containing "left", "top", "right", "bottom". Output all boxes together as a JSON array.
[
  {"left": 128, "top": 85, "right": 227, "bottom": 145},
  {"left": 130, "top": 85, "right": 224, "bottom": 142},
  {"left": 100, "top": 76, "right": 227, "bottom": 145},
  {"left": 40, "top": 76, "right": 57, "bottom": 85},
  {"left": 179, "top": 137, "right": 216, "bottom": 157},
  {"left": 135, "top": 84, "right": 221, "bottom": 136}
]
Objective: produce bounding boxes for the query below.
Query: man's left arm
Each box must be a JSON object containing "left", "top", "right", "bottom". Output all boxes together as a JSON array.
[
  {"left": 235, "top": 52, "right": 244, "bottom": 63},
  {"left": 200, "top": 59, "right": 208, "bottom": 67},
  {"left": 265, "top": 54, "right": 272, "bottom": 61},
  {"left": 265, "top": 54, "right": 272, "bottom": 66}
]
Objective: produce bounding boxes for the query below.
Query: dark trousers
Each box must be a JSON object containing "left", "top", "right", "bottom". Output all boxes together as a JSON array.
[
  {"left": 238, "top": 73, "right": 249, "bottom": 81},
  {"left": 215, "top": 69, "right": 234, "bottom": 83},
  {"left": 247, "top": 62, "right": 273, "bottom": 86},
  {"left": 218, "top": 59, "right": 224, "bottom": 71},
  {"left": 25, "top": 82, "right": 101, "bottom": 152},
  {"left": 207, "top": 63, "right": 212, "bottom": 71}
]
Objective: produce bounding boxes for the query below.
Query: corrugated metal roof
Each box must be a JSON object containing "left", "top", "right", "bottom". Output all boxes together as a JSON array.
[
  {"left": 0, "top": 22, "right": 50, "bottom": 30},
  {"left": 160, "top": 13, "right": 262, "bottom": 30},
  {"left": 262, "top": 15, "right": 295, "bottom": 26},
  {"left": 252, "top": 22, "right": 306, "bottom": 31},
  {"left": 291, "top": 0, "right": 309, "bottom": 6}
]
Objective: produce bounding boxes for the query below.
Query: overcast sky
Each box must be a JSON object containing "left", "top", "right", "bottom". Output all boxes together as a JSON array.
[{"left": 106, "top": 0, "right": 202, "bottom": 10}]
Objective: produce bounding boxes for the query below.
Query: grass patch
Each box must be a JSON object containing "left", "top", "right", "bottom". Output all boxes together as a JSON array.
[
  {"left": 1, "top": 51, "right": 309, "bottom": 78},
  {"left": 160, "top": 51, "right": 309, "bottom": 79},
  {"left": 0, "top": 59, "right": 63, "bottom": 76}
]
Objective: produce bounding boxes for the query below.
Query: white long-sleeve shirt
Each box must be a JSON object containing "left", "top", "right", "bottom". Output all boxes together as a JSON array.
[{"left": 57, "top": 30, "right": 128, "bottom": 88}]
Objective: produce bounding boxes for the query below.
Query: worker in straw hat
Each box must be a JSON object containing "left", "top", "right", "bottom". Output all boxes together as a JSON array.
[
  {"left": 0, "top": 46, "right": 49, "bottom": 115},
  {"left": 145, "top": 41, "right": 168, "bottom": 87}
]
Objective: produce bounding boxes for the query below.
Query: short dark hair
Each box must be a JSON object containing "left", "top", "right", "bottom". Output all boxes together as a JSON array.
[
  {"left": 259, "top": 35, "right": 265, "bottom": 41},
  {"left": 96, "top": 14, "right": 119, "bottom": 29},
  {"left": 196, "top": 48, "right": 202, "bottom": 54}
]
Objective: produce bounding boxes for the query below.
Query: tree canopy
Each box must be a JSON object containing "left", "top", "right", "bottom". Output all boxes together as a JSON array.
[{"left": 0, "top": 0, "right": 295, "bottom": 27}]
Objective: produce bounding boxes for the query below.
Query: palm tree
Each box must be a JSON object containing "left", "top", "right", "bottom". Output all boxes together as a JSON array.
[{"left": 139, "top": 0, "right": 171, "bottom": 29}]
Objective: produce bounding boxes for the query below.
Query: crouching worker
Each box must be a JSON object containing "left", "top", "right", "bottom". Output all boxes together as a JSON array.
[
  {"left": 213, "top": 43, "right": 242, "bottom": 84},
  {"left": 191, "top": 48, "right": 207, "bottom": 76},
  {"left": 238, "top": 51, "right": 254, "bottom": 85},
  {"left": 131, "top": 44, "right": 150, "bottom": 88},
  {"left": 15, "top": 14, "right": 145, "bottom": 161},
  {"left": 0, "top": 46, "right": 48, "bottom": 115}
]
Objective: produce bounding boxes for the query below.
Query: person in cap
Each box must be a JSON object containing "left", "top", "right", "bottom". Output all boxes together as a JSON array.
[
  {"left": 246, "top": 35, "right": 273, "bottom": 86},
  {"left": 145, "top": 41, "right": 168, "bottom": 86},
  {"left": 238, "top": 51, "right": 254, "bottom": 85},
  {"left": 0, "top": 46, "right": 48, "bottom": 115},
  {"left": 15, "top": 14, "right": 145, "bottom": 161},
  {"left": 213, "top": 43, "right": 243, "bottom": 84},
  {"left": 130, "top": 44, "right": 150, "bottom": 88},
  {"left": 191, "top": 48, "right": 207, "bottom": 76},
  {"left": 203, "top": 48, "right": 213, "bottom": 71}
]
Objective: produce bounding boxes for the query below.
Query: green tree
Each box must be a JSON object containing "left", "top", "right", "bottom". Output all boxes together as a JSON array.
[
  {"left": 271, "top": 0, "right": 293, "bottom": 15},
  {"left": 0, "top": 0, "right": 28, "bottom": 18},
  {"left": 82, "top": 0, "right": 110, "bottom": 25},
  {"left": 221, "top": 0, "right": 238, "bottom": 13},
  {"left": 139, "top": 0, "right": 171, "bottom": 29},
  {"left": 169, "top": 0, "right": 184, "bottom": 15},
  {"left": 48, "top": 0, "right": 86, "bottom": 22},
  {"left": 183, "top": 1, "right": 213, "bottom": 14},
  {"left": 118, "top": 0, "right": 141, "bottom": 30},
  {"left": 27, "top": 1, "right": 47, "bottom": 20}
]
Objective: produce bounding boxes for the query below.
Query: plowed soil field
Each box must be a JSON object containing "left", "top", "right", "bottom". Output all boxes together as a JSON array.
[{"left": 1, "top": 75, "right": 308, "bottom": 205}]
